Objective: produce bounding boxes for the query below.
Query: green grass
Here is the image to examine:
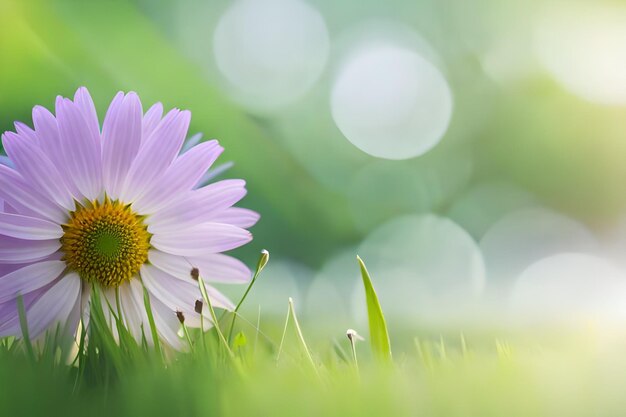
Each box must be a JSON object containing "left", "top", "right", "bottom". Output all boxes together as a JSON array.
[{"left": 2, "top": 255, "right": 626, "bottom": 417}]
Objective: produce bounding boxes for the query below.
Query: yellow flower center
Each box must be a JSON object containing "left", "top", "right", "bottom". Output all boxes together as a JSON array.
[{"left": 60, "top": 199, "right": 151, "bottom": 288}]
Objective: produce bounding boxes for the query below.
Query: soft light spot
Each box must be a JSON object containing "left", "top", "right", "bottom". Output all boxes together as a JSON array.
[
  {"left": 353, "top": 214, "right": 485, "bottom": 323},
  {"left": 480, "top": 208, "right": 597, "bottom": 293},
  {"left": 534, "top": 3, "right": 626, "bottom": 105},
  {"left": 331, "top": 43, "right": 452, "bottom": 159},
  {"left": 510, "top": 253, "right": 626, "bottom": 325},
  {"left": 213, "top": 0, "right": 329, "bottom": 113}
]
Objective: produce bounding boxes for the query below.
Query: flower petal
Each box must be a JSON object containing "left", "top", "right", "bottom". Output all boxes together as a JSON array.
[
  {"left": 62, "top": 284, "right": 86, "bottom": 341},
  {"left": 132, "top": 140, "right": 223, "bottom": 214},
  {"left": 73, "top": 87, "right": 101, "bottom": 141},
  {"left": 21, "top": 273, "right": 81, "bottom": 338},
  {"left": 79, "top": 285, "right": 91, "bottom": 330},
  {"left": 181, "top": 133, "right": 203, "bottom": 153},
  {"left": 119, "top": 282, "right": 149, "bottom": 343},
  {"left": 0, "top": 262, "right": 21, "bottom": 278},
  {"left": 194, "top": 161, "right": 235, "bottom": 188},
  {"left": 0, "top": 260, "right": 66, "bottom": 304},
  {"left": 142, "top": 102, "right": 163, "bottom": 142},
  {"left": 141, "top": 265, "right": 199, "bottom": 317},
  {"left": 14, "top": 122, "right": 38, "bottom": 142},
  {"left": 141, "top": 264, "right": 234, "bottom": 322},
  {"left": 56, "top": 97, "right": 103, "bottom": 201},
  {"left": 119, "top": 109, "right": 190, "bottom": 203},
  {"left": 0, "top": 165, "right": 66, "bottom": 223},
  {"left": 208, "top": 207, "right": 260, "bottom": 229},
  {"left": 146, "top": 179, "right": 247, "bottom": 233},
  {"left": 0, "top": 251, "right": 61, "bottom": 276},
  {"left": 131, "top": 278, "right": 183, "bottom": 349},
  {"left": 0, "top": 288, "right": 48, "bottom": 336},
  {"left": 150, "top": 300, "right": 184, "bottom": 349},
  {"left": 102, "top": 92, "right": 143, "bottom": 199},
  {"left": 32, "top": 105, "right": 83, "bottom": 199},
  {"left": 150, "top": 223, "right": 252, "bottom": 256},
  {"left": 0, "top": 213, "right": 62, "bottom": 240},
  {"left": 99, "top": 287, "right": 120, "bottom": 339},
  {"left": 149, "top": 250, "right": 252, "bottom": 284},
  {"left": 0, "top": 156, "right": 13, "bottom": 168},
  {"left": 0, "top": 236, "right": 61, "bottom": 264},
  {"left": 2, "top": 132, "right": 75, "bottom": 211}
]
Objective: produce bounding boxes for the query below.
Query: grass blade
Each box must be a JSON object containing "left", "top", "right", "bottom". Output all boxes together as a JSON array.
[
  {"left": 276, "top": 303, "right": 290, "bottom": 363},
  {"left": 198, "top": 277, "right": 235, "bottom": 359},
  {"left": 288, "top": 298, "right": 316, "bottom": 373},
  {"left": 357, "top": 255, "right": 392, "bottom": 363},
  {"left": 226, "top": 249, "right": 269, "bottom": 344},
  {"left": 17, "top": 295, "right": 35, "bottom": 362},
  {"left": 142, "top": 285, "right": 163, "bottom": 362}
]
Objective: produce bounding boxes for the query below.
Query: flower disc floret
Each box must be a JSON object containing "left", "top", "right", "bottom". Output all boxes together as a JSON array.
[{"left": 61, "top": 198, "right": 151, "bottom": 287}]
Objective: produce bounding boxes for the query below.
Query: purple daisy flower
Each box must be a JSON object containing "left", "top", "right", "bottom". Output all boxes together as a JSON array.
[{"left": 0, "top": 87, "right": 259, "bottom": 349}]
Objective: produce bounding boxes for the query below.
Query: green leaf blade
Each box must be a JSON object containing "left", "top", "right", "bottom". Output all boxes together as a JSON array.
[{"left": 357, "top": 256, "right": 392, "bottom": 363}]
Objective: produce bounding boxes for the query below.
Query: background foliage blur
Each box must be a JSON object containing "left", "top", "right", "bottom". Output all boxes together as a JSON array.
[{"left": 2, "top": 0, "right": 626, "bottom": 328}]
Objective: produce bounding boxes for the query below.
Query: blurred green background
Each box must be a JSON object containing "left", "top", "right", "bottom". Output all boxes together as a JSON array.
[{"left": 2, "top": 0, "right": 626, "bottom": 328}]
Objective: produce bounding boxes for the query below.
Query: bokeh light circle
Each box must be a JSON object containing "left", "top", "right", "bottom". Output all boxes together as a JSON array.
[
  {"left": 534, "top": 3, "right": 626, "bottom": 105},
  {"left": 447, "top": 180, "right": 539, "bottom": 239},
  {"left": 353, "top": 214, "right": 485, "bottom": 323},
  {"left": 331, "top": 43, "right": 453, "bottom": 160},
  {"left": 480, "top": 208, "right": 598, "bottom": 291},
  {"left": 213, "top": 0, "right": 330, "bottom": 113},
  {"left": 510, "top": 253, "right": 626, "bottom": 324},
  {"left": 304, "top": 248, "right": 359, "bottom": 325}
]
